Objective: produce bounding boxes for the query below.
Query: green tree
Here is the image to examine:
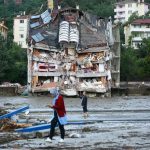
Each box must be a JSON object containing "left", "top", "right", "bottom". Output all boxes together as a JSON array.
[
  {"left": 5, "top": 43, "right": 27, "bottom": 84},
  {"left": 61, "top": 0, "right": 116, "bottom": 18},
  {"left": 0, "top": 34, "right": 27, "bottom": 85},
  {"left": 120, "top": 46, "right": 138, "bottom": 81},
  {"left": 0, "top": 34, "right": 9, "bottom": 81},
  {"left": 136, "top": 38, "right": 150, "bottom": 80}
]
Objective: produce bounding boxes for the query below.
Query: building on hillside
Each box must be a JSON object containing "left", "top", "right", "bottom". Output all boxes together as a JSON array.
[
  {"left": 0, "top": 21, "right": 8, "bottom": 39},
  {"left": 114, "top": 0, "right": 149, "bottom": 23},
  {"left": 13, "top": 15, "right": 29, "bottom": 49},
  {"left": 27, "top": 7, "right": 120, "bottom": 97},
  {"left": 124, "top": 19, "right": 150, "bottom": 49}
]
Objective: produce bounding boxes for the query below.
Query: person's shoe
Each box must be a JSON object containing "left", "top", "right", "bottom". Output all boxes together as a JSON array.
[
  {"left": 86, "top": 113, "right": 89, "bottom": 117},
  {"left": 59, "top": 138, "right": 64, "bottom": 143},
  {"left": 83, "top": 114, "right": 87, "bottom": 119},
  {"left": 45, "top": 137, "right": 52, "bottom": 142}
]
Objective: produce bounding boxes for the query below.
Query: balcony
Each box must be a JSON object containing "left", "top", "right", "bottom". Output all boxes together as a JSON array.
[
  {"left": 111, "top": 70, "right": 120, "bottom": 74},
  {"left": 32, "top": 56, "right": 61, "bottom": 64},
  {"left": 113, "top": 55, "right": 120, "bottom": 59},
  {"left": 132, "top": 37, "right": 142, "bottom": 41},
  {"left": 131, "top": 28, "right": 150, "bottom": 32},
  {"left": 114, "top": 7, "right": 125, "bottom": 12},
  {"left": 76, "top": 71, "right": 107, "bottom": 77},
  {"left": 115, "top": 14, "right": 125, "bottom": 19},
  {"left": 32, "top": 71, "right": 62, "bottom": 76}
]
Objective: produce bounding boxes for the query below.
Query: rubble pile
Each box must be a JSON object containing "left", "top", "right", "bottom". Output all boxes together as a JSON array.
[
  {"left": 0, "top": 82, "right": 27, "bottom": 96},
  {"left": 0, "top": 107, "right": 7, "bottom": 116}
]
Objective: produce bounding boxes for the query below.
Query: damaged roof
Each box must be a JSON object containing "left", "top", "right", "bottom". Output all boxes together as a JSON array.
[{"left": 28, "top": 7, "right": 109, "bottom": 52}]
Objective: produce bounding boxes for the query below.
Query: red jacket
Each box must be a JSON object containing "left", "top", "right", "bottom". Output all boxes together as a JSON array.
[{"left": 52, "top": 95, "right": 66, "bottom": 117}]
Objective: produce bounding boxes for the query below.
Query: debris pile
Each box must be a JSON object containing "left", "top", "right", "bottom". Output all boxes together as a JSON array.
[
  {"left": 0, "top": 106, "right": 31, "bottom": 132},
  {"left": 0, "top": 118, "right": 31, "bottom": 132},
  {"left": 0, "top": 82, "right": 27, "bottom": 96},
  {"left": 0, "top": 107, "right": 7, "bottom": 116}
]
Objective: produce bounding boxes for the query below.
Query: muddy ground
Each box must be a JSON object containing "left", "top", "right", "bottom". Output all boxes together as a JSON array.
[{"left": 0, "top": 96, "right": 150, "bottom": 150}]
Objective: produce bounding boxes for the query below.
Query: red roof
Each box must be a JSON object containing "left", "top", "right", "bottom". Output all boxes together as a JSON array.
[{"left": 132, "top": 19, "right": 150, "bottom": 25}]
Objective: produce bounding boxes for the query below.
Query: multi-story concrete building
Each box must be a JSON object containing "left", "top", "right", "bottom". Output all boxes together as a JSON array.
[
  {"left": 0, "top": 21, "right": 8, "bottom": 39},
  {"left": 125, "top": 19, "right": 150, "bottom": 49},
  {"left": 13, "top": 15, "right": 29, "bottom": 49},
  {"left": 114, "top": 0, "right": 149, "bottom": 23},
  {"left": 27, "top": 6, "right": 120, "bottom": 97}
]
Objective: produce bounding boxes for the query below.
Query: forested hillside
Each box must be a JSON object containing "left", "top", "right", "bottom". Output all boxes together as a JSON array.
[
  {"left": 0, "top": 0, "right": 117, "bottom": 29},
  {"left": 0, "top": 0, "right": 150, "bottom": 84},
  {"left": 0, "top": 0, "right": 118, "bottom": 84}
]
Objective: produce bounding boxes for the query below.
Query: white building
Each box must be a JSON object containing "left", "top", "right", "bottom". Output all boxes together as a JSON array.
[
  {"left": 114, "top": 0, "right": 149, "bottom": 23},
  {"left": 125, "top": 19, "right": 150, "bottom": 49},
  {"left": 13, "top": 15, "right": 29, "bottom": 49}
]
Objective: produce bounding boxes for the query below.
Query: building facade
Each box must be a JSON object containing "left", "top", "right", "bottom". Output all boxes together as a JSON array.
[
  {"left": 125, "top": 19, "right": 150, "bottom": 49},
  {"left": 13, "top": 15, "right": 29, "bottom": 49},
  {"left": 0, "top": 21, "right": 8, "bottom": 39},
  {"left": 27, "top": 7, "right": 120, "bottom": 97},
  {"left": 114, "top": 0, "right": 149, "bottom": 23}
]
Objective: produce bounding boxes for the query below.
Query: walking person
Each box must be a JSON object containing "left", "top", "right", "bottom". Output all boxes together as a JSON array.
[
  {"left": 46, "top": 88, "right": 67, "bottom": 143},
  {"left": 81, "top": 91, "right": 89, "bottom": 118}
]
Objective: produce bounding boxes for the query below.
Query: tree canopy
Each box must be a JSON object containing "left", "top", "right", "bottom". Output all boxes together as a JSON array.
[{"left": 0, "top": 34, "right": 27, "bottom": 84}]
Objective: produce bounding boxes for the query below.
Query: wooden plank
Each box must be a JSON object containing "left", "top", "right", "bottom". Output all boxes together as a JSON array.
[{"left": 0, "top": 106, "right": 29, "bottom": 120}]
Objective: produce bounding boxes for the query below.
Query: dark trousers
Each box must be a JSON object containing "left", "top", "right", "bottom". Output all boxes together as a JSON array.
[
  {"left": 83, "top": 106, "right": 88, "bottom": 113},
  {"left": 49, "top": 112, "right": 65, "bottom": 139}
]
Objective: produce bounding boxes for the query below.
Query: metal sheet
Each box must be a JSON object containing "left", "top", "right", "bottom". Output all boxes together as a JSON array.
[
  {"left": 16, "top": 124, "right": 51, "bottom": 132},
  {"left": 0, "top": 106, "right": 29, "bottom": 120},
  {"left": 31, "top": 33, "right": 45, "bottom": 43},
  {"left": 15, "top": 122, "right": 86, "bottom": 132},
  {"left": 30, "top": 22, "right": 40, "bottom": 28},
  {"left": 31, "top": 15, "right": 40, "bottom": 19},
  {"left": 43, "top": 16, "right": 51, "bottom": 24},
  {"left": 41, "top": 10, "right": 51, "bottom": 24},
  {"left": 41, "top": 10, "right": 49, "bottom": 19}
]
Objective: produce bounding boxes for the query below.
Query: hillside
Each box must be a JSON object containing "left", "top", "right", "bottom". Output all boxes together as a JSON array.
[
  {"left": 0, "top": 0, "right": 150, "bottom": 84},
  {"left": 0, "top": 0, "right": 119, "bottom": 28},
  {"left": 1, "top": 0, "right": 150, "bottom": 28}
]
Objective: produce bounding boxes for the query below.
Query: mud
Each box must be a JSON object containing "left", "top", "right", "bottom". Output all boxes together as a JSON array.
[{"left": 0, "top": 96, "right": 150, "bottom": 149}]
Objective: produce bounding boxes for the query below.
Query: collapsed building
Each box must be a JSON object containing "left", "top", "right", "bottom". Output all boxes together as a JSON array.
[{"left": 27, "top": 6, "right": 120, "bottom": 96}]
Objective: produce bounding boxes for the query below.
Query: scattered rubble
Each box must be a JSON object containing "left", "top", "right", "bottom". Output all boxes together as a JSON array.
[
  {"left": 0, "top": 82, "right": 27, "bottom": 96},
  {"left": 0, "top": 118, "right": 31, "bottom": 132},
  {"left": 0, "top": 96, "right": 150, "bottom": 149},
  {"left": 0, "top": 107, "right": 7, "bottom": 116}
]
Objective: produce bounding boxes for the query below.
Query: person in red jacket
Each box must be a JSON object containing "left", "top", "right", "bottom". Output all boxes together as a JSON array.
[{"left": 46, "top": 88, "right": 67, "bottom": 143}]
